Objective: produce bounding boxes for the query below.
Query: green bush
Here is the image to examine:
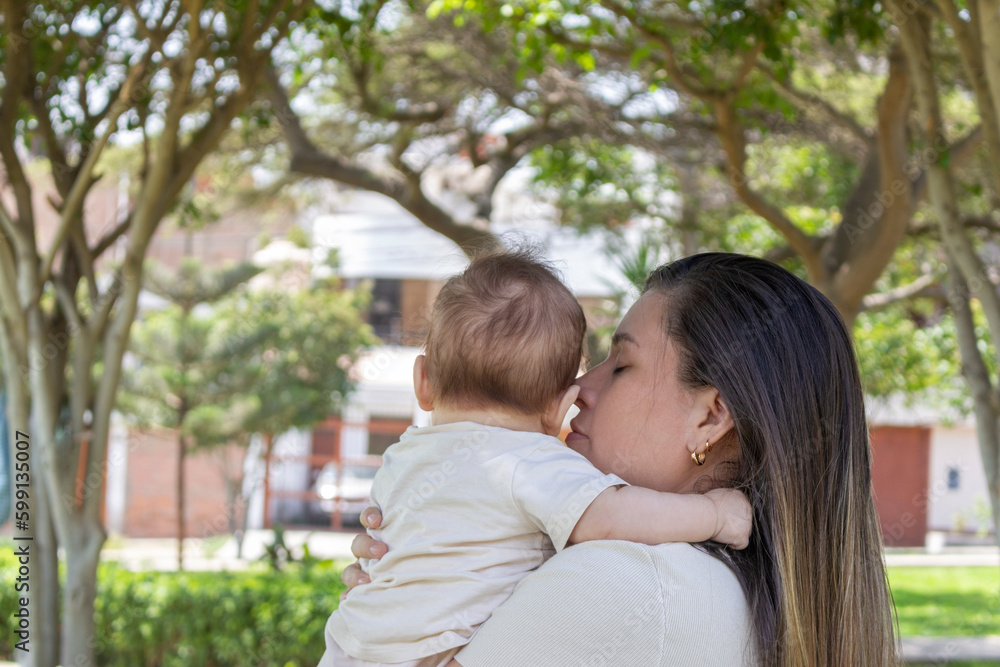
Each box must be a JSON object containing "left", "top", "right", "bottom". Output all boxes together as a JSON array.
[
  {"left": 0, "top": 546, "right": 344, "bottom": 666},
  {"left": 0, "top": 545, "right": 22, "bottom": 658}
]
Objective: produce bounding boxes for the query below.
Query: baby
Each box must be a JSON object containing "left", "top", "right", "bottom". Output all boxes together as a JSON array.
[{"left": 319, "top": 250, "right": 751, "bottom": 667}]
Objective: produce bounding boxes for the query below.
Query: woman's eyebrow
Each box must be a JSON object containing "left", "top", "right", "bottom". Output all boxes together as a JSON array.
[{"left": 611, "top": 331, "right": 637, "bottom": 347}]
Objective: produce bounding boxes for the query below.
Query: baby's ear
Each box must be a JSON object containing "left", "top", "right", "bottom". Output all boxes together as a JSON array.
[
  {"left": 541, "top": 385, "right": 580, "bottom": 438},
  {"left": 413, "top": 355, "right": 434, "bottom": 412}
]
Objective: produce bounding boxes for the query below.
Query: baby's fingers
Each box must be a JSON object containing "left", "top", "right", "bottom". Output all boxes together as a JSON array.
[
  {"left": 360, "top": 506, "right": 382, "bottom": 529},
  {"left": 341, "top": 561, "right": 370, "bottom": 590},
  {"left": 351, "top": 533, "right": 387, "bottom": 560}
]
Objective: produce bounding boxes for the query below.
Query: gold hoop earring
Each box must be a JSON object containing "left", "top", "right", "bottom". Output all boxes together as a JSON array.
[{"left": 691, "top": 440, "right": 711, "bottom": 466}]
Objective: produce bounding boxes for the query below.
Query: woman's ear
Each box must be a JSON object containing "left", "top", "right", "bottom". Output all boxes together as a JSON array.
[
  {"left": 541, "top": 385, "right": 580, "bottom": 438},
  {"left": 413, "top": 355, "right": 434, "bottom": 412},
  {"left": 693, "top": 386, "right": 734, "bottom": 445}
]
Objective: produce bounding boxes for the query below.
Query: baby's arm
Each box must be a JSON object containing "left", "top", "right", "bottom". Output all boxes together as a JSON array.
[{"left": 569, "top": 486, "right": 752, "bottom": 549}]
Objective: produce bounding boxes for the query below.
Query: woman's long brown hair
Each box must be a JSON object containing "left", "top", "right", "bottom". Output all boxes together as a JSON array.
[{"left": 645, "top": 253, "right": 898, "bottom": 666}]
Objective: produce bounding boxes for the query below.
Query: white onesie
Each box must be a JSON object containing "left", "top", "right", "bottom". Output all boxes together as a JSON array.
[{"left": 319, "top": 421, "right": 627, "bottom": 666}]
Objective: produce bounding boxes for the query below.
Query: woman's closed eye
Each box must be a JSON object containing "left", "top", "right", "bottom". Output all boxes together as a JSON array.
[{"left": 612, "top": 365, "right": 628, "bottom": 375}]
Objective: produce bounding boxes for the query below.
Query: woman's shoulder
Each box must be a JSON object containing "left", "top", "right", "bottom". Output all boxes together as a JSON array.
[
  {"left": 545, "top": 540, "right": 747, "bottom": 605},
  {"left": 542, "top": 542, "right": 754, "bottom": 660},
  {"left": 546, "top": 539, "right": 736, "bottom": 575},
  {"left": 457, "top": 540, "right": 756, "bottom": 666}
]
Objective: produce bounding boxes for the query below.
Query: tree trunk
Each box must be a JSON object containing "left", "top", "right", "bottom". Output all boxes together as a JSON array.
[
  {"left": 893, "top": 6, "right": 1000, "bottom": 556},
  {"left": 226, "top": 476, "right": 242, "bottom": 550},
  {"left": 675, "top": 164, "right": 701, "bottom": 256},
  {"left": 978, "top": 0, "right": 1000, "bottom": 152},
  {"left": 947, "top": 261, "right": 1000, "bottom": 563},
  {"left": 22, "top": 305, "right": 74, "bottom": 667},
  {"left": 236, "top": 486, "right": 251, "bottom": 560},
  {"left": 60, "top": 526, "right": 104, "bottom": 667},
  {"left": 976, "top": 0, "right": 1000, "bottom": 548},
  {"left": 177, "top": 430, "right": 187, "bottom": 571},
  {"left": 1, "top": 353, "right": 60, "bottom": 667},
  {"left": 31, "top": 465, "right": 61, "bottom": 667},
  {"left": 262, "top": 432, "right": 275, "bottom": 530}
]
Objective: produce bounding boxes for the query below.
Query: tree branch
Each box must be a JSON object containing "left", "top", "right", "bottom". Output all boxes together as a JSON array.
[
  {"left": 860, "top": 273, "right": 945, "bottom": 311},
  {"left": 266, "top": 65, "right": 500, "bottom": 256},
  {"left": 909, "top": 213, "right": 1000, "bottom": 236},
  {"left": 912, "top": 125, "right": 983, "bottom": 203},
  {"left": 87, "top": 270, "right": 123, "bottom": 344},
  {"left": 67, "top": 222, "right": 99, "bottom": 305},
  {"left": 0, "top": 225, "right": 22, "bottom": 326},
  {"left": 758, "top": 63, "right": 871, "bottom": 143},
  {"left": 599, "top": 0, "right": 723, "bottom": 101},
  {"left": 894, "top": 3, "right": 1000, "bottom": 368},
  {"left": 92, "top": 214, "right": 132, "bottom": 259},
  {"left": 945, "top": 256, "right": 1000, "bottom": 499},
  {"left": 54, "top": 279, "right": 86, "bottom": 337},
  {"left": 0, "top": 0, "right": 36, "bottom": 234},
  {"left": 729, "top": 43, "right": 764, "bottom": 94},
  {"left": 825, "top": 45, "right": 915, "bottom": 316},
  {"left": 39, "top": 57, "right": 149, "bottom": 286},
  {"left": 29, "top": 95, "right": 70, "bottom": 185},
  {"left": 714, "top": 102, "right": 823, "bottom": 280}
]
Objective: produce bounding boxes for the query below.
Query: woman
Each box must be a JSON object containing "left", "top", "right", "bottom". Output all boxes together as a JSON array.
[{"left": 342, "top": 253, "right": 898, "bottom": 666}]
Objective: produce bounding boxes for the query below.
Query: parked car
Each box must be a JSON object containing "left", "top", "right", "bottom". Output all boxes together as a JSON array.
[{"left": 313, "top": 460, "right": 380, "bottom": 523}]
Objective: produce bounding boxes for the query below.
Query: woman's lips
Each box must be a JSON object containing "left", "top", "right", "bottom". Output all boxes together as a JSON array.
[{"left": 565, "top": 420, "right": 588, "bottom": 446}]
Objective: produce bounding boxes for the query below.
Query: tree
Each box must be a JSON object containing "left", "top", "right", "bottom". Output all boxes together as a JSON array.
[
  {"left": 213, "top": 270, "right": 378, "bottom": 552},
  {"left": 883, "top": 0, "right": 1000, "bottom": 552},
  {"left": 119, "top": 257, "right": 376, "bottom": 562},
  {"left": 519, "top": 0, "right": 990, "bottom": 324},
  {"left": 263, "top": 0, "right": 720, "bottom": 257},
  {"left": 0, "top": 2, "right": 306, "bottom": 665},
  {"left": 261, "top": 0, "right": 992, "bottom": 329},
  {"left": 255, "top": 2, "right": 1000, "bottom": 540},
  {"left": 117, "top": 259, "right": 262, "bottom": 570}
]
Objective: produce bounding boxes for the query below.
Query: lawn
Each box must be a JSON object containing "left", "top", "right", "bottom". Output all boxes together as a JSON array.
[{"left": 888, "top": 567, "right": 1000, "bottom": 637}]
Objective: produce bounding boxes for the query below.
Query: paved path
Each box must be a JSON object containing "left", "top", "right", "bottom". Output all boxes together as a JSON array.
[
  {"left": 901, "top": 636, "right": 1000, "bottom": 663},
  {"left": 96, "top": 531, "right": 1000, "bottom": 571},
  {"left": 100, "top": 529, "right": 358, "bottom": 571},
  {"left": 886, "top": 546, "right": 1000, "bottom": 567}
]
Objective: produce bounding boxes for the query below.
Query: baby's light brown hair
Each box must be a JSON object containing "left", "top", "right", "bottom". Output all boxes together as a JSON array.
[{"left": 424, "top": 249, "right": 587, "bottom": 415}]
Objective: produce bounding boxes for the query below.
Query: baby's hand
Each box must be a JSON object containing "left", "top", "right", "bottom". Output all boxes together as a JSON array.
[
  {"left": 339, "top": 507, "right": 387, "bottom": 602},
  {"left": 705, "top": 488, "right": 752, "bottom": 549}
]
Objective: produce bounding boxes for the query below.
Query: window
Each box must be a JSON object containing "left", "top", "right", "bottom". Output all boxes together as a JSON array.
[
  {"left": 367, "top": 417, "right": 411, "bottom": 456},
  {"left": 947, "top": 466, "right": 960, "bottom": 490},
  {"left": 368, "top": 279, "right": 402, "bottom": 343}
]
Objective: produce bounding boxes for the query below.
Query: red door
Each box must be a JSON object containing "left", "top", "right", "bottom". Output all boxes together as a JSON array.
[{"left": 870, "top": 426, "right": 930, "bottom": 547}]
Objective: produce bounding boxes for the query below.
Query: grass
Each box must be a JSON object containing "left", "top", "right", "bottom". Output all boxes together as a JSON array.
[{"left": 888, "top": 567, "right": 1000, "bottom": 637}]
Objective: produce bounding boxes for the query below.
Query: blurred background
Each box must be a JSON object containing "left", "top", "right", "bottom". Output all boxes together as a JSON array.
[{"left": 0, "top": 0, "right": 998, "bottom": 665}]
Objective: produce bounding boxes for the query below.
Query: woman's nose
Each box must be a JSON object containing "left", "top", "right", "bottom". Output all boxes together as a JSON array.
[{"left": 574, "top": 367, "right": 600, "bottom": 409}]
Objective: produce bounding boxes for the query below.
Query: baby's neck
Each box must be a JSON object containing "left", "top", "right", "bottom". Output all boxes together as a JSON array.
[{"left": 430, "top": 404, "right": 546, "bottom": 434}]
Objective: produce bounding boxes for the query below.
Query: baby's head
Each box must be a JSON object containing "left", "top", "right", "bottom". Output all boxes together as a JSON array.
[{"left": 418, "top": 249, "right": 587, "bottom": 420}]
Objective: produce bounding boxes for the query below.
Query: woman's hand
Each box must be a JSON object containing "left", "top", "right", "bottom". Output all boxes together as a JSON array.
[{"left": 339, "top": 507, "right": 388, "bottom": 601}]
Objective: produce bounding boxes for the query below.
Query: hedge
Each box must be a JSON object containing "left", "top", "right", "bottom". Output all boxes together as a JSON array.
[{"left": 0, "top": 546, "right": 344, "bottom": 666}]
